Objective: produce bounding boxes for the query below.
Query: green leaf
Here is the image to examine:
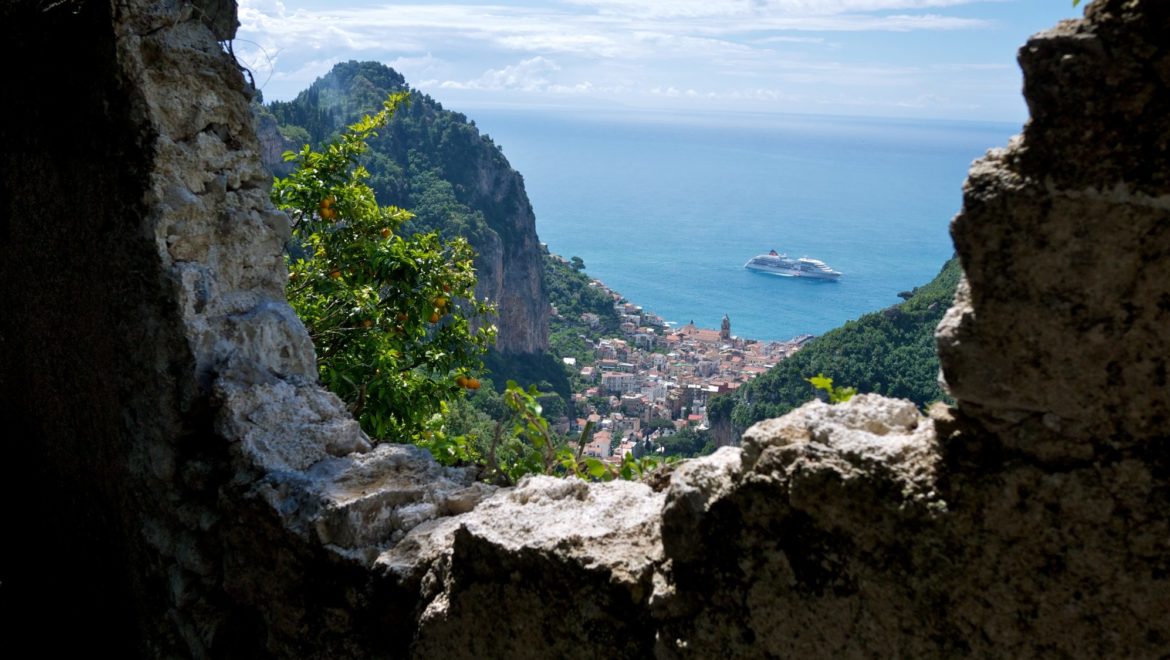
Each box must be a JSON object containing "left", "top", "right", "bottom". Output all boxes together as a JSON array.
[
  {"left": 274, "top": 91, "right": 496, "bottom": 446},
  {"left": 585, "top": 458, "right": 608, "bottom": 479},
  {"left": 807, "top": 373, "right": 834, "bottom": 393}
]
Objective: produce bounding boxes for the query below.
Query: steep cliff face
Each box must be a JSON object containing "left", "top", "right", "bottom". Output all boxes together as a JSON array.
[
  {"left": 261, "top": 62, "right": 549, "bottom": 354},
  {"left": 3, "top": 0, "right": 1170, "bottom": 657},
  {"left": 252, "top": 107, "right": 294, "bottom": 176},
  {"left": 449, "top": 127, "right": 549, "bottom": 355}
]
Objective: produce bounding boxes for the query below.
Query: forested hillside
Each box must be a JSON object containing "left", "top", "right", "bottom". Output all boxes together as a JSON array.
[
  {"left": 544, "top": 252, "right": 622, "bottom": 355},
  {"left": 713, "top": 257, "right": 962, "bottom": 434},
  {"left": 258, "top": 61, "right": 963, "bottom": 437},
  {"left": 258, "top": 60, "right": 549, "bottom": 355}
]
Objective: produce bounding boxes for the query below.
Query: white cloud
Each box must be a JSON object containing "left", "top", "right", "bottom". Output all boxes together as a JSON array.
[
  {"left": 563, "top": 0, "right": 985, "bottom": 19},
  {"left": 753, "top": 35, "right": 828, "bottom": 44},
  {"left": 549, "top": 80, "right": 601, "bottom": 94},
  {"left": 439, "top": 56, "right": 565, "bottom": 92},
  {"left": 649, "top": 85, "right": 681, "bottom": 97},
  {"left": 386, "top": 53, "right": 448, "bottom": 80},
  {"left": 443, "top": 56, "right": 560, "bottom": 91},
  {"left": 234, "top": 0, "right": 1036, "bottom": 119},
  {"left": 495, "top": 33, "right": 627, "bottom": 57},
  {"left": 490, "top": 33, "right": 624, "bottom": 61},
  {"left": 631, "top": 31, "right": 762, "bottom": 58},
  {"left": 238, "top": 0, "right": 287, "bottom": 16},
  {"left": 272, "top": 56, "right": 342, "bottom": 81},
  {"left": 236, "top": 0, "right": 992, "bottom": 59},
  {"left": 436, "top": 57, "right": 622, "bottom": 96}
]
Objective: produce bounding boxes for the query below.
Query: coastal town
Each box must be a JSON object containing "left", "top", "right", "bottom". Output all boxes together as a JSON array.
[{"left": 547, "top": 256, "right": 815, "bottom": 461}]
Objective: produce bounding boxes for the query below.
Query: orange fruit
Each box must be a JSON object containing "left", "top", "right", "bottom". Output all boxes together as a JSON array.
[
  {"left": 456, "top": 375, "right": 468, "bottom": 388},
  {"left": 329, "top": 269, "right": 342, "bottom": 279},
  {"left": 467, "top": 378, "right": 481, "bottom": 390},
  {"left": 361, "top": 319, "right": 374, "bottom": 329},
  {"left": 319, "top": 196, "right": 338, "bottom": 220},
  {"left": 381, "top": 228, "right": 392, "bottom": 239},
  {"left": 429, "top": 311, "right": 440, "bottom": 323},
  {"left": 433, "top": 296, "right": 448, "bottom": 309}
]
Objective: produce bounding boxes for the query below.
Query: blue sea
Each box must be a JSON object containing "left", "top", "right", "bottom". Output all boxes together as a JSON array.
[{"left": 469, "top": 107, "right": 1020, "bottom": 342}]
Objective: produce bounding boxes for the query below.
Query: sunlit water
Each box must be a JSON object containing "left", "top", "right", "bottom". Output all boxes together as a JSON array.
[{"left": 468, "top": 108, "right": 1019, "bottom": 341}]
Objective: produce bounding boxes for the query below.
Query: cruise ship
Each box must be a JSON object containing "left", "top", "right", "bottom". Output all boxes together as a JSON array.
[{"left": 744, "top": 250, "right": 841, "bottom": 279}]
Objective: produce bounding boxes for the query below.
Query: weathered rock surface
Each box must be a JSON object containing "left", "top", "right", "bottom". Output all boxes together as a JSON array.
[
  {"left": 464, "top": 151, "right": 550, "bottom": 355},
  {"left": 3, "top": 0, "right": 1169, "bottom": 657},
  {"left": 938, "top": 0, "right": 1170, "bottom": 457},
  {"left": 395, "top": 477, "right": 664, "bottom": 659},
  {"left": 657, "top": 395, "right": 948, "bottom": 658}
]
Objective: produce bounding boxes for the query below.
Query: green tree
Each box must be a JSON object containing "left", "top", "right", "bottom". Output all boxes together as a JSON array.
[
  {"left": 657, "top": 426, "right": 709, "bottom": 458},
  {"left": 272, "top": 92, "right": 495, "bottom": 441},
  {"left": 646, "top": 417, "right": 676, "bottom": 432},
  {"left": 716, "top": 257, "right": 961, "bottom": 433}
]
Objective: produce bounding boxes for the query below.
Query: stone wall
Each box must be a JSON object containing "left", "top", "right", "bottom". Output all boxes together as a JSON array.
[
  {"left": 940, "top": 0, "right": 1170, "bottom": 456},
  {"left": 0, "top": 0, "right": 1167, "bottom": 657}
]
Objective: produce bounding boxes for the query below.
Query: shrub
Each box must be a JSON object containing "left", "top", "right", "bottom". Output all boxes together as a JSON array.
[{"left": 272, "top": 93, "right": 495, "bottom": 441}]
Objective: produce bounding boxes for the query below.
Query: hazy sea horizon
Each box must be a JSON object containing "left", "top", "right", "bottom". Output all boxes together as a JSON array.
[{"left": 467, "top": 107, "right": 1021, "bottom": 342}]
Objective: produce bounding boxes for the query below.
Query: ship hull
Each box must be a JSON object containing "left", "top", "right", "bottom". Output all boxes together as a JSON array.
[{"left": 744, "top": 261, "right": 841, "bottom": 279}]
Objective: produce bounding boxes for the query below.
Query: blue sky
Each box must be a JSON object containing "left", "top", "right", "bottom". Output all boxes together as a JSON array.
[{"left": 236, "top": 0, "right": 1083, "bottom": 122}]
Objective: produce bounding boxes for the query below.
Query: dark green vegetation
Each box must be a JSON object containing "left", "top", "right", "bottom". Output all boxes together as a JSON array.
[
  {"left": 264, "top": 60, "right": 514, "bottom": 249},
  {"left": 265, "top": 60, "right": 960, "bottom": 460},
  {"left": 713, "top": 257, "right": 961, "bottom": 433},
  {"left": 273, "top": 95, "right": 494, "bottom": 441},
  {"left": 482, "top": 350, "right": 570, "bottom": 402},
  {"left": 658, "top": 426, "right": 716, "bottom": 458},
  {"left": 477, "top": 251, "right": 629, "bottom": 413},
  {"left": 272, "top": 91, "right": 670, "bottom": 483},
  {"left": 263, "top": 60, "right": 555, "bottom": 393},
  {"left": 264, "top": 60, "right": 519, "bottom": 251},
  {"left": 544, "top": 251, "right": 622, "bottom": 360},
  {"left": 468, "top": 250, "right": 619, "bottom": 410}
]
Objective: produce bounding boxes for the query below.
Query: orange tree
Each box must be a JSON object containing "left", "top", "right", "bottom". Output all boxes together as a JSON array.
[{"left": 272, "top": 93, "right": 495, "bottom": 442}]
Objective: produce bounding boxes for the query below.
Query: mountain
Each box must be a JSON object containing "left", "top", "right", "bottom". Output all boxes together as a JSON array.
[
  {"left": 256, "top": 61, "right": 548, "bottom": 355},
  {"left": 710, "top": 256, "right": 961, "bottom": 443}
]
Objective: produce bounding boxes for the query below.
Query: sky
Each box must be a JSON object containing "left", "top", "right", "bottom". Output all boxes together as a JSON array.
[{"left": 235, "top": 0, "right": 1084, "bottom": 122}]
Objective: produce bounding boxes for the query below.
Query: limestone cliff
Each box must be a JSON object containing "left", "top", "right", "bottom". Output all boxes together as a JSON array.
[
  {"left": 259, "top": 62, "right": 549, "bottom": 355},
  {"left": 252, "top": 106, "right": 294, "bottom": 177},
  {"left": 2, "top": 0, "right": 1169, "bottom": 657}
]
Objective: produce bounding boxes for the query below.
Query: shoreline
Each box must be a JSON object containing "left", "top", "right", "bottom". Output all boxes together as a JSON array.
[
  {"left": 551, "top": 252, "right": 815, "bottom": 349},
  {"left": 546, "top": 252, "right": 816, "bottom": 435}
]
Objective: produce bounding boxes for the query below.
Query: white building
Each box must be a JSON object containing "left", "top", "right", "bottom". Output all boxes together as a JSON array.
[
  {"left": 634, "top": 332, "right": 656, "bottom": 350},
  {"left": 601, "top": 372, "right": 638, "bottom": 394},
  {"left": 641, "top": 380, "right": 667, "bottom": 402},
  {"left": 584, "top": 430, "right": 613, "bottom": 459}
]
